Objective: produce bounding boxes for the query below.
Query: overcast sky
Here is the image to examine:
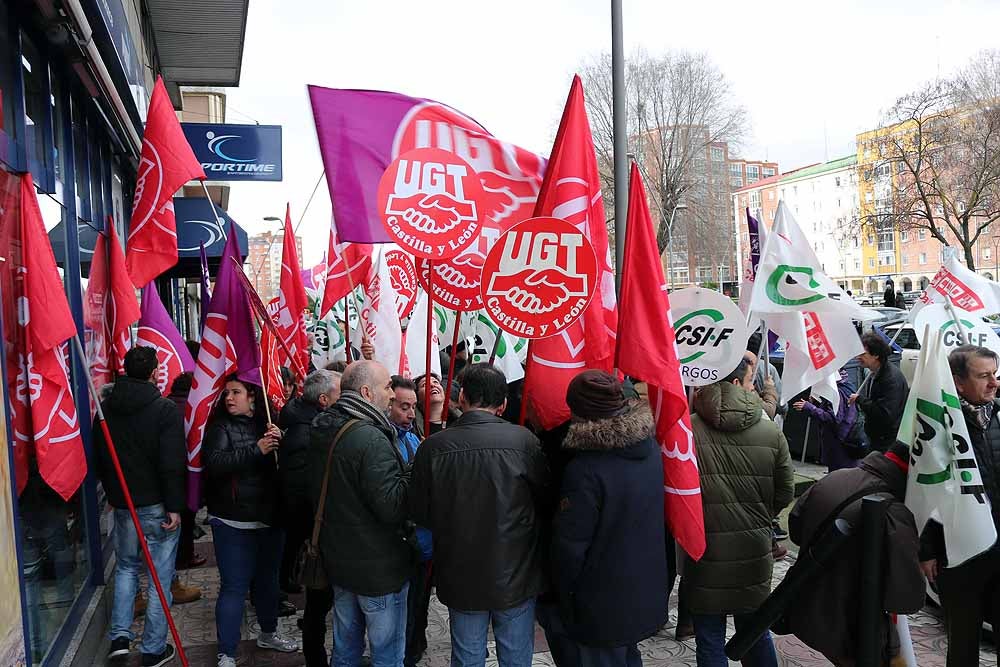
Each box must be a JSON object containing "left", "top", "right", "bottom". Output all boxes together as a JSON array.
[{"left": 223, "top": 0, "right": 1000, "bottom": 266}]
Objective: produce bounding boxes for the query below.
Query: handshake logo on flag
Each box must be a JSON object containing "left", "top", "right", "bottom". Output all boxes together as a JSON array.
[{"left": 386, "top": 191, "right": 476, "bottom": 235}]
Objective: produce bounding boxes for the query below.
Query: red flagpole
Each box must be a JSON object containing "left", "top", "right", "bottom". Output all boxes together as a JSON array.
[
  {"left": 424, "top": 263, "right": 434, "bottom": 436},
  {"left": 442, "top": 310, "right": 462, "bottom": 424},
  {"left": 71, "top": 334, "right": 189, "bottom": 667}
]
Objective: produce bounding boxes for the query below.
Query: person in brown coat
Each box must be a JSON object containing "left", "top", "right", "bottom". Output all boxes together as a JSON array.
[{"left": 784, "top": 443, "right": 925, "bottom": 666}]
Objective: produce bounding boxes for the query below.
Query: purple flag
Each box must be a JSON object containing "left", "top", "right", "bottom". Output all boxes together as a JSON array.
[
  {"left": 184, "top": 223, "right": 260, "bottom": 510},
  {"left": 199, "top": 241, "right": 212, "bottom": 332},
  {"left": 746, "top": 207, "right": 762, "bottom": 279},
  {"left": 307, "top": 85, "right": 546, "bottom": 243},
  {"left": 136, "top": 284, "right": 196, "bottom": 396}
]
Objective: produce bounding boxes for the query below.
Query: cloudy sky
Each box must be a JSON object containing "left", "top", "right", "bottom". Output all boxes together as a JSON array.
[{"left": 222, "top": 0, "right": 1000, "bottom": 265}]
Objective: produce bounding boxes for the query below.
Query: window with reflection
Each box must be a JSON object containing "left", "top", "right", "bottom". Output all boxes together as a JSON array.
[
  {"left": 49, "top": 67, "right": 67, "bottom": 203},
  {"left": 72, "top": 96, "right": 90, "bottom": 221},
  {"left": 0, "top": 7, "right": 18, "bottom": 165},
  {"left": 18, "top": 190, "right": 91, "bottom": 664},
  {"left": 20, "top": 30, "right": 52, "bottom": 189}
]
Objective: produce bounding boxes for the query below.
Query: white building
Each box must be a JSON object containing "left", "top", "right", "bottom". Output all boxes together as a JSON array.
[{"left": 776, "top": 155, "right": 864, "bottom": 291}]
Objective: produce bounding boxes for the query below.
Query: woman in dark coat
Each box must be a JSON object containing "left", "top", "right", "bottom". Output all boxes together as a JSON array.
[
  {"left": 203, "top": 376, "right": 298, "bottom": 665},
  {"left": 550, "top": 370, "right": 668, "bottom": 666},
  {"left": 792, "top": 369, "right": 862, "bottom": 472}
]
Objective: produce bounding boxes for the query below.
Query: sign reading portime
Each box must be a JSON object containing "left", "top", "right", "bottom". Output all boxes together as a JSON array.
[{"left": 669, "top": 288, "right": 748, "bottom": 387}]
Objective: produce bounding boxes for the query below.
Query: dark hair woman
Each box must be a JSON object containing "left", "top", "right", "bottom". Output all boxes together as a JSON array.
[{"left": 203, "top": 376, "right": 298, "bottom": 667}]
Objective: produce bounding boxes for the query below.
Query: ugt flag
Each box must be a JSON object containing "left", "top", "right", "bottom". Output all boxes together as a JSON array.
[
  {"left": 0, "top": 173, "right": 86, "bottom": 499},
  {"left": 900, "top": 330, "right": 996, "bottom": 566},
  {"left": 308, "top": 85, "right": 545, "bottom": 244},
  {"left": 126, "top": 76, "right": 206, "bottom": 287},
  {"left": 617, "top": 163, "right": 704, "bottom": 560},
  {"left": 522, "top": 75, "right": 618, "bottom": 430}
]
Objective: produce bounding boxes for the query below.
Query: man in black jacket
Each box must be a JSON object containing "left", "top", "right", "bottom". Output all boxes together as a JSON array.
[
  {"left": 308, "top": 360, "right": 411, "bottom": 667},
  {"left": 278, "top": 369, "right": 340, "bottom": 667},
  {"left": 921, "top": 345, "right": 1000, "bottom": 667},
  {"left": 850, "top": 333, "right": 909, "bottom": 452},
  {"left": 410, "top": 363, "right": 549, "bottom": 667},
  {"left": 550, "top": 370, "right": 669, "bottom": 666},
  {"left": 93, "top": 346, "right": 186, "bottom": 667}
]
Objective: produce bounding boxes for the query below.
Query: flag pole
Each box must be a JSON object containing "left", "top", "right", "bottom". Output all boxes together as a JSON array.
[
  {"left": 70, "top": 334, "right": 190, "bottom": 667},
  {"left": 442, "top": 309, "right": 462, "bottom": 424},
  {"left": 424, "top": 264, "right": 434, "bottom": 436},
  {"left": 487, "top": 329, "right": 503, "bottom": 365},
  {"left": 343, "top": 296, "right": 352, "bottom": 364}
]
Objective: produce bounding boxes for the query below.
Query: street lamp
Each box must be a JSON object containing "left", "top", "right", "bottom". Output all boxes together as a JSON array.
[
  {"left": 992, "top": 235, "right": 1000, "bottom": 280},
  {"left": 262, "top": 216, "right": 282, "bottom": 222},
  {"left": 667, "top": 202, "right": 688, "bottom": 290}
]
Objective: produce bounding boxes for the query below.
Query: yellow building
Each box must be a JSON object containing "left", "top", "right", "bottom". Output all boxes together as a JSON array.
[{"left": 856, "top": 122, "right": 908, "bottom": 295}]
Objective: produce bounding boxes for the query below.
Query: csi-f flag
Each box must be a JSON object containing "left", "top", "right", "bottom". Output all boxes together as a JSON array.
[
  {"left": 750, "top": 202, "right": 876, "bottom": 321},
  {"left": 900, "top": 331, "right": 997, "bottom": 567}
]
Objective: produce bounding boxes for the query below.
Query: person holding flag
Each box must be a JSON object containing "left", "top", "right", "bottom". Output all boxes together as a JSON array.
[
  {"left": 850, "top": 333, "right": 909, "bottom": 453},
  {"left": 918, "top": 344, "right": 1000, "bottom": 666}
]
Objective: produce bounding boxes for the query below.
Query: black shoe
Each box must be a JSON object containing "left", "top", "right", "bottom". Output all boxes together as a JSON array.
[
  {"left": 141, "top": 645, "right": 176, "bottom": 667},
  {"left": 277, "top": 600, "right": 297, "bottom": 617},
  {"left": 108, "top": 637, "right": 131, "bottom": 660},
  {"left": 773, "top": 526, "right": 789, "bottom": 540}
]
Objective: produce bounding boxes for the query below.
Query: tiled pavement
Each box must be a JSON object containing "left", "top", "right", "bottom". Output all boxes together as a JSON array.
[{"left": 113, "top": 515, "right": 993, "bottom": 666}]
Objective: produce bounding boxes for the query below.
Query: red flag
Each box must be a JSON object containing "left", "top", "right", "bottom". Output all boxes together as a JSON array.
[
  {"left": 270, "top": 205, "right": 310, "bottom": 379},
  {"left": 0, "top": 174, "right": 86, "bottom": 499},
  {"left": 321, "top": 220, "right": 372, "bottom": 317},
  {"left": 85, "top": 220, "right": 141, "bottom": 387},
  {"left": 618, "top": 163, "right": 705, "bottom": 560},
  {"left": 522, "top": 76, "right": 618, "bottom": 430},
  {"left": 126, "top": 76, "right": 206, "bottom": 287},
  {"left": 261, "top": 326, "right": 286, "bottom": 410}
]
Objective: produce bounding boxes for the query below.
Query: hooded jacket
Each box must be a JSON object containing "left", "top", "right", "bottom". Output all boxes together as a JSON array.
[
  {"left": 684, "top": 381, "right": 795, "bottom": 615},
  {"left": 552, "top": 402, "right": 669, "bottom": 647},
  {"left": 786, "top": 453, "right": 924, "bottom": 663},
  {"left": 93, "top": 376, "right": 187, "bottom": 512}
]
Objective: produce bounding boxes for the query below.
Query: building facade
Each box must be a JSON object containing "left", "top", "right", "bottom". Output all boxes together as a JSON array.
[
  {"left": 0, "top": 1, "right": 248, "bottom": 665},
  {"left": 246, "top": 230, "right": 304, "bottom": 303}
]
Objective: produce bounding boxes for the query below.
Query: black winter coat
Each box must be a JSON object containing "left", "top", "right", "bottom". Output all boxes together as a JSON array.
[
  {"left": 409, "top": 410, "right": 550, "bottom": 611},
  {"left": 93, "top": 377, "right": 186, "bottom": 512},
  {"left": 308, "top": 404, "right": 412, "bottom": 597},
  {"left": 278, "top": 397, "right": 320, "bottom": 510},
  {"left": 203, "top": 414, "right": 279, "bottom": 525},
  {"left": 856, "top": 362, "right": 909, "bottom": 452},
  {"left": 552, "top": 403, "right": 669, "bottom": 647}
]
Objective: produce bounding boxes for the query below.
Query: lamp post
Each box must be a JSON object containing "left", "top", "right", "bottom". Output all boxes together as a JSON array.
[
  {"left": 993, "top": 235, "right": 1000, "bottom": 280},
  {"left": 254, "top": 216, "right": 285, "bottom": 283},
  {"left": 667, "top": 202, "right": 688, "bottom": 290}
]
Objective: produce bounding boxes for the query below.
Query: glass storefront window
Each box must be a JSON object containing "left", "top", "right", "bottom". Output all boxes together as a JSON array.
[
  {"left": 88, "top": 129, "right": 105, "bottom": 221},
  {"left": 19, "top": 193, "right": 91, "bottom": 664},
  {"left": 0, "top": 6, "right": 18, "bottom": 165},
  {"left": 49, "top": 67, "right": 67, "bottom": 204},
  {"left": 72, "top": 96, "right": 90, "bottom": 221},
  {"left": 20, "top": 30, "right": 52, "bottom": 191}
]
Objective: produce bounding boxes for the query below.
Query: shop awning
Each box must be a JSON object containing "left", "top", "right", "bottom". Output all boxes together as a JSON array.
[
  {"left": 50, "top": 198, "right": 249, "bottom": 278},
  {"left": 145, "top": 0, "right": 249, "bottom": 103}
]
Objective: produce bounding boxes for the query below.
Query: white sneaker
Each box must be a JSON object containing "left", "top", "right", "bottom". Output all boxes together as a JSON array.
[
  {"left": 216, "top": 654, "right": 236, "bottom": 667},
  {"left": 256, "top": 632, "right": 298, "bottom": 653}
]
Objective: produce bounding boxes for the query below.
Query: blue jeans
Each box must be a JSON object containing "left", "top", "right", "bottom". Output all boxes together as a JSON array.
[
  {"left": 109, "top": 504, "right": 180, "bottom": 654},
  {"left": 332, "top": 582, "right": 409, "bottom": 667},
  {"left": 692, "top": 613, "right": 777, "bottom": 667},
  {"left": 211, "top": 520, "right": 285, "bottom": 658},
  {"left": 449, "top": 598, "right": 536, "bottom": 667},
  {"left": 536, "top": 602, "right": 640, "bottom": 667}
]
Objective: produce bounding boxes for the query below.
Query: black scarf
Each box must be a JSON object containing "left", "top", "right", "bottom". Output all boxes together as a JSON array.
[
  {"left": 336, "top": 390, "right": 396, "bottom": 441},
  {"left": 961, "top": 397, "right": 995, "bottom": 431}
]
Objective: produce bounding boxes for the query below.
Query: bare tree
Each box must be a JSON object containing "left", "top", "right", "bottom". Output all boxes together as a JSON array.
[
  {"left": 579, "top": 50, "right": 748, "bottom": 281},
  {"left": 859, "top": 50, "right": 1000, "bottom": 270}
]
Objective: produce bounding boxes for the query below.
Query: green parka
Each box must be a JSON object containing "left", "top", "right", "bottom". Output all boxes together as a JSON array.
[{"left": 684, "top": 381, "right": 795, "bottom": 615}]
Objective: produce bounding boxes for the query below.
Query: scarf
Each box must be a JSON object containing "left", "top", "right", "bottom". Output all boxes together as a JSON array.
[
  {"left": 336, "top": 390, "right": 397, "bottom": 441},
  {"left": 960, "top": 397, "right": 995, "bottom": 431}
]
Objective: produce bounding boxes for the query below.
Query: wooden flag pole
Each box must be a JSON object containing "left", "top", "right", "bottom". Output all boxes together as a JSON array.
[
  {"left": 424, "top": 262, "right": 434, "bottom": 437},
  {"left": 442, "top": 309, "right": 463, "bottom": 424}
]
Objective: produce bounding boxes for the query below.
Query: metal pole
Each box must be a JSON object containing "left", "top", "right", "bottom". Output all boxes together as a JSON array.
[
  {"left": 611, "top": 0, "right": 628, "bottom": 296},
  {"left": 857, "top": 495, "right": 889, "bottom": 667},
  {"left": 801, "top": 416, "right": 812, "bottom": 464},
  {"left": 942, "top": 296, "right": 969, "bottom": 346}
]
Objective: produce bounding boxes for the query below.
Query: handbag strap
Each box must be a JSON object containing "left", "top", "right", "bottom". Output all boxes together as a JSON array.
[
  {"left": 803, "top": 484, "right": 892, "bottom": 553},
  {"left": 310, "top": 419, "right": 360, "bottom": 548}
]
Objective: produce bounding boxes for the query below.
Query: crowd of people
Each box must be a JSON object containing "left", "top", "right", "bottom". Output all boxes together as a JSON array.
[{"left": 91, "top": 327, "right": 1000, "bottom": 667}]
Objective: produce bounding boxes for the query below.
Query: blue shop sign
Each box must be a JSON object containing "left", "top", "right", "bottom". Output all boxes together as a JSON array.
[
  {"left": 181, "top": 123, "right": 283, "bottom": 182},
  {"left": 174, "top": 197, "right": 249, "bottom": 257}
]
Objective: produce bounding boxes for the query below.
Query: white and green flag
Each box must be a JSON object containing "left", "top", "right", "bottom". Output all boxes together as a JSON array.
[
  {"left": 469, "top": 312, "right": 526, "bottom": 382},
  {"left": 900, "top": 331, "right": 997, "bottom": 567}
]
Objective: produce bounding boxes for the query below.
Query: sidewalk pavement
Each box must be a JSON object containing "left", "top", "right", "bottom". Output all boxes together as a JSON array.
[{"left": 110, "top": 508, "right": 985, "bottom": 666}]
